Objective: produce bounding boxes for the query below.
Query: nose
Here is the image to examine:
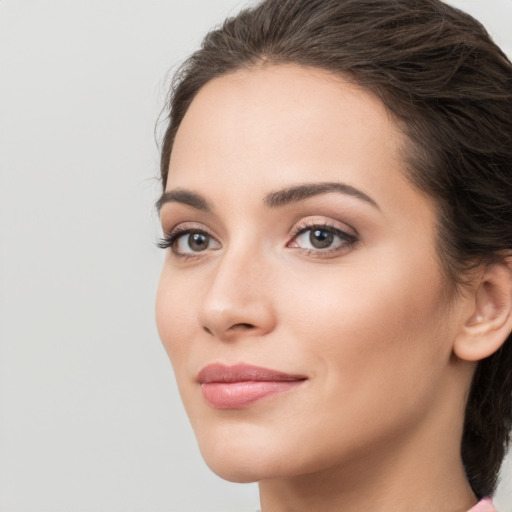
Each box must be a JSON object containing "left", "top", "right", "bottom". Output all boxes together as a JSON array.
[{"left": 197, "top": 247, "right": 277, "bottom": 341}]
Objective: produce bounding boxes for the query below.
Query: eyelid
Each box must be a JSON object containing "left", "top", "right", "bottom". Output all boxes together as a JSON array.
[
  {"left": 287, "top": 218, "right": 359, "bottom": 256},
  {"left": 157, "top": 222, "right": 221, "bottom": 256},
  {"left": 289, "top": 217, "right": 358, "bottom": 240},
  {"left": 157, "top": 218, "right": 358, "bottom": 258}
]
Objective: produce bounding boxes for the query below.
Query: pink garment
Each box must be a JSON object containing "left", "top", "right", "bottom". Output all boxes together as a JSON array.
[{"left": 467, "top": 498, "right": 497, "bottom": 512}]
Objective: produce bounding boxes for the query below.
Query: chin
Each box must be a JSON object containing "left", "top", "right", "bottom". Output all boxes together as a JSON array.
[
  {"left": 194, "top": 425, "right": 302, "bottom": 483},
  {"left": 198, "top": 447, "right": 264, "bottom": 483},
  {"left": 195, "top": 435, "right": 270, "bottom": 483},
  {"left": 203, "top": 454, "right": 306, "bottom": 484},
  {"left": 204, "top": 460, "right": 262, "bottom": 484},
  {"left": 194, "top": 421, "right": 347, "bottom": 485}
]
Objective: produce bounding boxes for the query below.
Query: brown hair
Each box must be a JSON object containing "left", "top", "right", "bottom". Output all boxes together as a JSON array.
[{"left": 159, "top": 0, "right": 512, "bottom": 498}]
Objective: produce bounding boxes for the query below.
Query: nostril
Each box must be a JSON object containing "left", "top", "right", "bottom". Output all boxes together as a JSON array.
[
  {"left": 202, "top": 322, "right": 256, "bottom": 337},
  {"left": 233, "top": 323, "right": 255, "bottom": 330}
]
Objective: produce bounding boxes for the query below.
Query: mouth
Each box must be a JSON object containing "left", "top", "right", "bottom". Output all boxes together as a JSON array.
[{"left": 197, "top": 363, "right": 307, "bottom": 409}]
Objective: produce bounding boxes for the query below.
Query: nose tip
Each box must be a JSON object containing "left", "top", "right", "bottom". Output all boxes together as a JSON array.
[
  {"left": 198, "top": 256, "right": 276, "bottom": 341},
  {"left": 200, "top": 304, "right": 274, "bottom": 340}
]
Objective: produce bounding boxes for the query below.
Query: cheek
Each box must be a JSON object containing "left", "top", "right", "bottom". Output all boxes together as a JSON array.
[
  {"left": 280, "top": 247, "right": 450, "bottom": 408},
  {"left": 259, "top": 254, "right": 452, "bottom": 470},
  {"left": 156, "top": 268, "right": 208, "bottom": 430},
  {"left": 155, "top": 268, "right": 196, "bottom": 371}
]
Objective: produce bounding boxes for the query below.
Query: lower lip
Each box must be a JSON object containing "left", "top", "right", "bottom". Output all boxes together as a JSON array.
[{"left": 201, "top": 380, "right": 303, "bottom": 409}]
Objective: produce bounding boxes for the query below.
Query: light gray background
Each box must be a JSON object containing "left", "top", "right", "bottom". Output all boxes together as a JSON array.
[{"left": 0, "top": 1, "right": 511, "bottom": 511}]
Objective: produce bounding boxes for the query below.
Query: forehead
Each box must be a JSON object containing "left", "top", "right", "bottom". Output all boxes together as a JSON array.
[
  {"left": 167, "top": 64, "right": 427, "bottom": 220},
  {"left": 172, "top": 65, "right": 398, "bottom": 155}
]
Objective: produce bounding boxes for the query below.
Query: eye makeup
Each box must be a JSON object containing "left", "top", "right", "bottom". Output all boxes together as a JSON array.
[
  {"left": 158, "top": 223, "right": 221, "bottom": 260},
  {"left": 158, "top": 215, "right": 359, "bottom": 262},
  {"left": 287, "top": 220, "right": 359, "bottom": 258}
]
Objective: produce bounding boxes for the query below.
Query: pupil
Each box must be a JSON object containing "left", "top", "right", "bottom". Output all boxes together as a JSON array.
[
  {"left": 310, "top": 229, "right": 333, "bottom": 249},
  {"left": 189, "top": 233, "right": 209, "bottom": 251}
]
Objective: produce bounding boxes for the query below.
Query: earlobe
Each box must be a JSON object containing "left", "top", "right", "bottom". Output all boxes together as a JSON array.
[{"left": 454, "top": 261, "right": 512, "bottom": 362}]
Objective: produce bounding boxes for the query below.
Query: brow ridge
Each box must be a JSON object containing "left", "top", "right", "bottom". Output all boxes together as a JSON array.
[
  {"left": 264, "top": 182, "right": 379, "bottom": 209},
  {"left": 156, "top": 189, "right": 212, "bottom": 212},
  {"left": 157, "top": 181, "right": 379, "bottom": 213}
]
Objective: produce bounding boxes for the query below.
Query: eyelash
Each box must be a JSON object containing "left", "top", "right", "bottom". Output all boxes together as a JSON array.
[
  {"left": 288, "top": 222, "right": 358, "bottom": 257},
  {"left": 157, "top": 222, "right": 358, "bottom": 259},
  {"left": 157, "top": 225, "right": 214, "bottom": 259}
]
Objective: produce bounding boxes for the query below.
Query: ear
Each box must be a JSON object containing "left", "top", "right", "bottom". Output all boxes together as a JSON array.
[{"left": 454, "top": 260, "right": 512, "bottom": 362}]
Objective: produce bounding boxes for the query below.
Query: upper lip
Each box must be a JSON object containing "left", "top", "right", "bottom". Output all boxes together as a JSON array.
[{"left": 197, "top": 363, "right": 307, "bottom": 383}]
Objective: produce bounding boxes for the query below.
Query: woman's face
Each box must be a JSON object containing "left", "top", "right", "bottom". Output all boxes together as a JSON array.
[{"left": 156, "top": 64, "right": 462, "bottom": 482}]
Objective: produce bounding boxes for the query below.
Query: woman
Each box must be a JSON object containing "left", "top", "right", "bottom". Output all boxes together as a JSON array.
[{"left": 155, "top": 1, "right": 512, "bottom": 510}]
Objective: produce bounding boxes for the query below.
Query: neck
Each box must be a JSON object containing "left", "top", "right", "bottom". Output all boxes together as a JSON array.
[
  {"left": 259, "top": 449, "right": 476, "bottom": 512},
  {"left": 259, "top": 367, "right": 477, "bottom": 512}
]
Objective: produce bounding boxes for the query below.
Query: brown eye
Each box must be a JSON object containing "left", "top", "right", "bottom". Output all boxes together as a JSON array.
[
  {"left": 289, "top": 223, "right": 358, "bottom": 257},
  {"left": 188, "top": 233, "right": 210, "bottom": 251},
  {"left": 310, "top": 229, "right": 334, "bottom": 249},
  {"left": 169, "top": 230, "right": 221, "bottom": 256}
]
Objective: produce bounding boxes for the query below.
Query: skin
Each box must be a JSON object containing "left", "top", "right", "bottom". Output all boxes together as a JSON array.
[{"left": 156, "top": 64, "right": 482, "bottom": 512}]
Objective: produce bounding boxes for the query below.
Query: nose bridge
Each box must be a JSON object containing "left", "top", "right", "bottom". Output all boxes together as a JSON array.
[{"left": 198, "top": 236, "right": 275, "bottom": 339}]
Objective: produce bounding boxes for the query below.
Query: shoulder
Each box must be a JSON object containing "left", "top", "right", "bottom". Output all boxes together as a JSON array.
[{"left": 467, "top": 498, "right": 498, "bottom": 512}]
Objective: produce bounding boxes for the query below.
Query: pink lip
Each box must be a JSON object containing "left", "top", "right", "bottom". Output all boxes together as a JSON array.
[{"left": 197, "top": 363, "right": 307, "bottom": 409}]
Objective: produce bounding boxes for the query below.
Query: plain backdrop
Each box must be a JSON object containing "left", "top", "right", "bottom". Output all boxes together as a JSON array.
[{"left": 1, "top": 1, "right": 511, "bottom": 511}]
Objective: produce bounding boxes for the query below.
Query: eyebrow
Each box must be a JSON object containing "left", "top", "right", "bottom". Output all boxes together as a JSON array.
[
  {"left": 156, "top": 189, "right": 212, "bottom": 213},
  {"left": 156, "top": 181, "right": 379, "bottom": 213},
  {"left": 264, "top": 182, "right": 379, "bottom": 209}
]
